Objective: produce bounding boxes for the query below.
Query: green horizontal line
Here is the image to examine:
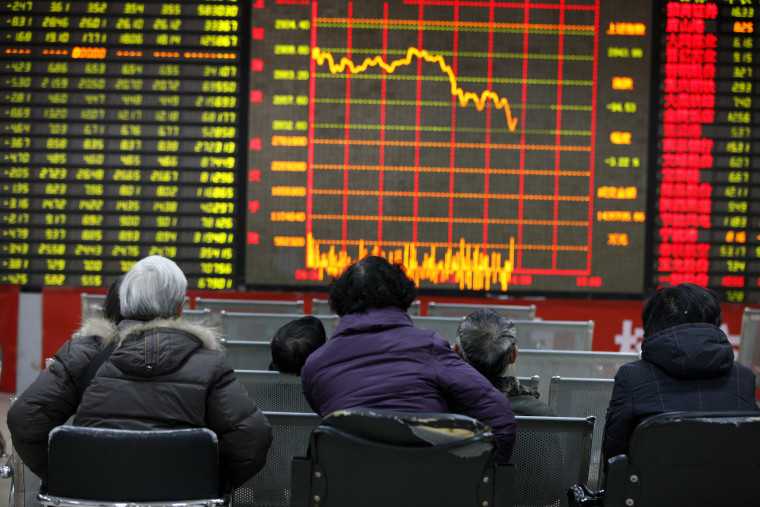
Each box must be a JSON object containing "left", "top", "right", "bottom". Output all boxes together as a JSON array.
[
  {"left": 314, "top": 123, "right": 592, "bottom": 136},
  {"left": 317, "top": 22, "right": 595, "bottom": 36},
  {"left": 317, "top": 47, "right": 595, "bottom": 61},
  {"left": 313, "top": 98, "right": 593, "bottom": 111},
  {"left": 315, "top": 72, "right": 593, "bottom": 86}
]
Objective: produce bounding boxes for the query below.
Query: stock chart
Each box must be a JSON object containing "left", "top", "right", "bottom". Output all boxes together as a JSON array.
[{"left": 2, "top": 0, "right": 760, "bottom": 302}]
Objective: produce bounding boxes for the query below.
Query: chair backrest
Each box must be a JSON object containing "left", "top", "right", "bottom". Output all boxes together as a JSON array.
[
  {"left": 235, "top": 370, "right": 313, "bottom": 413},
  {"left": 547, "top": 376, "right": 615, "bottom": 490},
  {"left": 220, "top": 311, "right": 339, "bottom": 342},
  {"left": 512, "top": 320, "right": 594, "bottom": 351},
  {"left": 234, "top": 412, "right": 321, "bottom": 507},
  {"left": 290, "top": 408, "right": 513, "bottom": 507},
  {"left": 410, "top": 315, "right": 464, "bottom": 343},
  {"left": 413, "top": 317, "right": 594, "bottom": 351},
  {"left": 196, "top": 298, "right": 305, "bottom": 320},
  {"left": 518, "top": 375, "right": 540, "bottom": 391},
  {"left": 225, "top": 341, "right": 272, "bottom": 370},
  {"left": 311, "top": 298, "right": 421, "bottom": 316},
  {"left": 44, "top": 426, "right": 221, "bottom": 502},
  {"left": 739, "top": 307, "right": 760, "bottom": 394},
  {"left": 80, "top": 292, "right": 106, "bottom": 320},
  {"left": 427, "top": 302, "right": 537, "bottom": 320},
  {"left": 604, "top": 411, "right": 760, "bottom": 507},
  {"left": 512, "top": 350, "right": 637, "bottom": 392},
  {"left": 512, "top": 415, "right": 595, "bottom": 507}
]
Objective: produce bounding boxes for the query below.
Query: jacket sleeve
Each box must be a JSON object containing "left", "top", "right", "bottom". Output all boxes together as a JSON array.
[
  {"left": 430, "top": 337, "right": 517, "bottom": 464},
  {"left": 6, "top": 337, "right": 99, "bottom": 479},
  {"left": 205, "top": 355, "right": 273, "bottom": 489},
  {"left": 602, "top": 364, "right": 636, "bottom": 471}
]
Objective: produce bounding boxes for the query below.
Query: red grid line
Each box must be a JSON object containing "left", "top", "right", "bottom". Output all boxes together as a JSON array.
[
  {"left": 586, "top": 0, "right": 599, "bottom": 275},
  {"left": 516, "top": 1, "right": 530, "bottom": 270},
  {"left": 448, "top": 0, "right": 461, "bottom": 247},
  {"left": 551, "top": 0, "right": 566, "bottom": 270},
  {"left": 341, "top": 2, "right": 355, "bottom": 248},
  {"left": 378, "top": 3, "right": 390, "bottom": 248},
  {"left": 404, "top": 0, "right": 596, "bottom": 9}
]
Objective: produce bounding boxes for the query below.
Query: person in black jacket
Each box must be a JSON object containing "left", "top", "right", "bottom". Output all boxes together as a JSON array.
[
  {"left": 7, "top": 277, "right": 123, "bottom": 480},
  {"left": 8, "top": 256, "right": 272, "bottom": 489},
  {"left": 454, "top": 308, "right": 555, "bottom": 416},
  {"left": 602, "top": 283, "right": 758, "bottom": 471}
]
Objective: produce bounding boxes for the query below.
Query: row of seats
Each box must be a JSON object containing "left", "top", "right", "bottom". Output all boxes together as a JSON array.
[
  {"left": 235, "top": 369, "right": 613, "bottom": 491},
  {"left": 218, "top": 311, "right": 595, "bottom": 350},
  {"left": 23, "top": 409, "right": 760, "bottom": 507},
  {"left": 81, "top": 294, "right": 538, "bottom": 320}
]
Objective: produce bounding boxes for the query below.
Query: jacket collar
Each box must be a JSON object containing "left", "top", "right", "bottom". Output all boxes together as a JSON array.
[{"left": 117, "top": 317, "right": 223, "bottom": 351}]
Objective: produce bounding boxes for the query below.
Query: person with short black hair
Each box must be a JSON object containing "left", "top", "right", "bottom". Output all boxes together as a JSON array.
[
  {"left": 602, "top": 283, "right": 758, "bottom": 470},
  {"left": 454, "top": 308, "right": 554, "bottom": 416},
  {"left": 301, "top": 256, "right": 517, "bottom": 464},
  {"left": 270, "top": 316, "right": 326, "bottom": 375}
]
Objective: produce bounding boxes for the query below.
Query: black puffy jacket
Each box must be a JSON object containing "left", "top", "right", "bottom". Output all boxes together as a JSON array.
[
  {"left": 9, "top": 317, "right": 272, "bottom": 488},
  {"left": 602, "top": 323, "right": 758, "bottom": 467}
]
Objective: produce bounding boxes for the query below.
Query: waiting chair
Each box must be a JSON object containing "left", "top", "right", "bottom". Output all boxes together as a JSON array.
[
  {"left": 427, "top": 302, "right": 536, "bottom": 320},
  {"left": 312, "top": 298, "right": 421, "bottom": 316},
  {"left": 235, "top": 370, "right": 314, "bottom": 413},
  {"left": 236, "top": 412, "right": 321, "bottom": 507},
  {"left": 604, "top": 411, "right": 760, "bottom": 507},
  {"left": 739, "top": 307, "right": 760, "bottom": 396},
  {"left": 512, "top": 416, "right": 595, "bottom": 507},
  {"left": 225, "top": 341, "right": 273, "bottom": 370},
  {"left": 220, "top": 311, "right": 339, "bottom": 342},
  {"left": 548, "top": 376, "right": 615, "bottom": 489},
  {"left": 290, "top": 408, "right": 514, "bottom": 507},
  {"left": 37, "top": 426, "right": 229, "bottom": 506}
]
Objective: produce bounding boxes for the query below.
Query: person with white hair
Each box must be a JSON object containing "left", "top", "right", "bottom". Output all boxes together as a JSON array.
[
  {"left": 454, "top": 308, "right": 554, "bottom": 416},
  {"left": 9, "top": 256, "right": 272, "bottom": 491}
]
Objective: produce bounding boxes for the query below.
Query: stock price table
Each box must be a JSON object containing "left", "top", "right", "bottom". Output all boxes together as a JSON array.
[{"left": 0, "top": 0, "right": 242, "bottom": 289}]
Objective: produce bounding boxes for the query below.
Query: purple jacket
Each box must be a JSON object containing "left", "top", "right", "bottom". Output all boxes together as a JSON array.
[{"left": 301, "top": 306, "right": 517, "bottom": 463}]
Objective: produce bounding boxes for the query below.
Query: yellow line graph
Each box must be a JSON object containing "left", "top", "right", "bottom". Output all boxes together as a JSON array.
[{"left": 312, "top": 46, "right": 519, "bottom": 131}]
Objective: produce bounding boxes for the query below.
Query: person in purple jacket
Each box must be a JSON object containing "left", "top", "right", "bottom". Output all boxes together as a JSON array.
[{"left": 300, "top": 255, "right": 517, "bottom": 464}]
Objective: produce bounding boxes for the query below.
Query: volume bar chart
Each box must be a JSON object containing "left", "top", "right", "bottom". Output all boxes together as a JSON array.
[{"left": 247, "top": 0, "right": 651, "bottom": 294}]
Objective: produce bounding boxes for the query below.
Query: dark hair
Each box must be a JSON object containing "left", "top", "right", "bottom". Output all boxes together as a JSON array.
[
  {"left": 456, "top": 308, "right": 518, "bottom": 381},
  {"left": 641, "top": 283, "right": 722, "bottom": 337},
  {"left": 271, "top": 316, "right": 327, "bottom": 375},
  {"left": 327, "top": 256, "right": 417, "bottom": 316},
  {"left": 101, "top": 277, "right": 124, "bottom": 324}
]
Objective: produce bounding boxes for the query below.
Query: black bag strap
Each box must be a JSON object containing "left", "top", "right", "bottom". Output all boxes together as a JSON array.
[{"left": 77, "top": 342, "right": 117, "bottom": 403}]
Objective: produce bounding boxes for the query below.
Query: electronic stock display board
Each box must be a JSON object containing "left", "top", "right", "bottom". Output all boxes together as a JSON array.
[{"left": 2, "top": 0, "right": 760, "bottom": 304}]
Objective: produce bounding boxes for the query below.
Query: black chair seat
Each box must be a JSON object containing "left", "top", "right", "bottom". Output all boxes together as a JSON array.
[
  {"left": 40, "top": 426, "right": 229, "bottom": 506},
  {"left": 291, "top": 408, "right": 514, "bottom": 507}
]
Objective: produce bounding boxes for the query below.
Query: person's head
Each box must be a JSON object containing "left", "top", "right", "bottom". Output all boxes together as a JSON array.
[
  {"left": 119, "top": 255, "right": 187, "bottom": 321},
  {"left": 454, "top": 308, "right": 518, "bottom": 381},
  {"left": 101, "top": 277, "right": 124, "bottom": 324},
  {"left": 641, "top": 283, "right": 722, "bottom": 338},
  {"left": 327, "top": 255, "right": 417, "bottom": 316},
  {"left": 270, "top": 316, "right": 327, "bottom": 375}
]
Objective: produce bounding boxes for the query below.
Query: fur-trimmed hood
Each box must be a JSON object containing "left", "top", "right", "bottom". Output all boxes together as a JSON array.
[
  {"left": 116, "top": 317, "right": 223, "bottom": 351},
  {"left": 110, "top": 318, "right": 224, "bottom": 378},
  {"left": 76, "top": 316, "right": 120, "bottom": 346}
]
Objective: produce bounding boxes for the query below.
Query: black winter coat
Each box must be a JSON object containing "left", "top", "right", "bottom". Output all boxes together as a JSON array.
[
  {"left": 7, "top": 317, "right": 119, "bottom": 479},
  {"left": 602, "top": 323, "right": 758, "bottom": 467},
  {"left": 8, "top": 317, "right": 272, "bottom": 488}
]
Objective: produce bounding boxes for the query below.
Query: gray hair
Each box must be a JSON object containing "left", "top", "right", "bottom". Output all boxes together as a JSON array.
[
  {"left": 119, "top": 255, "right": 187, "bottom": 321},
  {"left": 456, "top": 308, "right": 518, "bottom": 381}
]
